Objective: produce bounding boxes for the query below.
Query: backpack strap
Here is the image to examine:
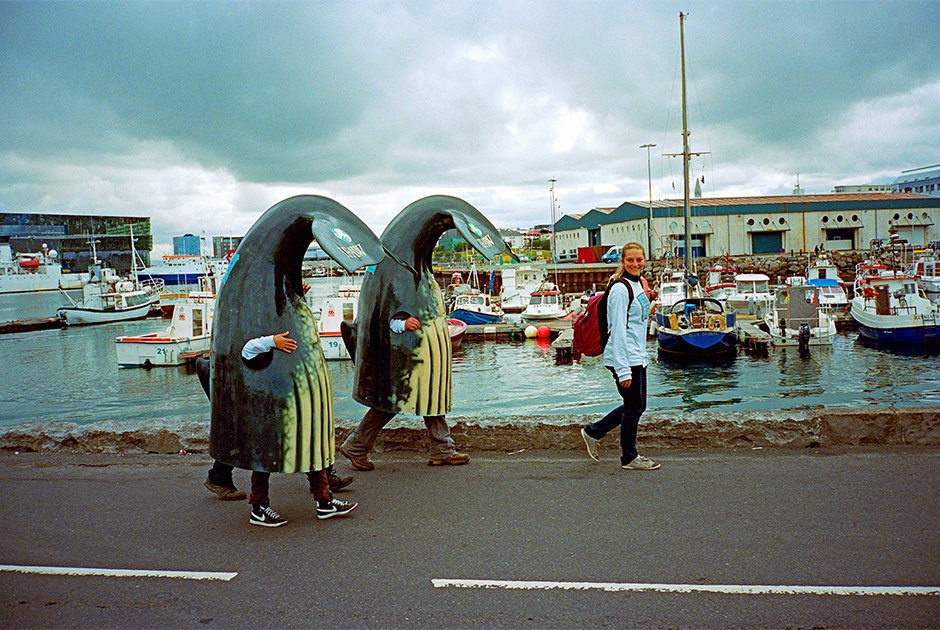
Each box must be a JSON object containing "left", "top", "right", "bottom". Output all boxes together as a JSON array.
[
  {"left": 606, "top": 277, "right": 634, "bottom": 327},
  {"left": 598, "top": 276, "right": 636, "bottom": 348}
]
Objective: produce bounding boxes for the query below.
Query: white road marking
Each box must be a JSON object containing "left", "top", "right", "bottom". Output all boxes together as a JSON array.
[
  {"left": 0, "top": 564, "right": 237, "bottom": 581},
  {"left": 432, "top": 579, "right": 940, "bottom": 597}
]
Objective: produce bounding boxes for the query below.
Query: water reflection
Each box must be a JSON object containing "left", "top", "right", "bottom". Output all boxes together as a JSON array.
[
  {"left": 655, "top": 352, "right": 742, "bottom": 412},
  {"left": 1, "top": 284, "right": 939, "bottom": 428}
]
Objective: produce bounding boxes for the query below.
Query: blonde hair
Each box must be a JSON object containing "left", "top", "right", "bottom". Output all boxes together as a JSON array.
[{"left": 611, "top": 242, "right": 646, "bottom": 280}]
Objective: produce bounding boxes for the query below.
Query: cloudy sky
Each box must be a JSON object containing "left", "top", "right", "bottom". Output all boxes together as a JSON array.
[{"left": 2, "top": 1, "right": 938, "bottom": 254}]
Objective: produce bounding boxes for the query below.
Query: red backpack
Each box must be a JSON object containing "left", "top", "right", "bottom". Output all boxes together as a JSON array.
[{"left": 572, "top": 278, "right": 634, "bottom": 357}]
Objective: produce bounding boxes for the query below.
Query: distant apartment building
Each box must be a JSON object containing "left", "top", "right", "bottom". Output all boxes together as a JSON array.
[
  {"left": 173, "top": 234, "right": 203, "bottom": 255},
  {"left": 213, "top": 236, "right": 242, "bottom": 258}
]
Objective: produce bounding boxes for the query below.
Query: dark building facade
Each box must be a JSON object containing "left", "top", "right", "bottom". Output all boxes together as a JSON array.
[{"left": 0, "top": 213, "right": 153, "bottom": 274}]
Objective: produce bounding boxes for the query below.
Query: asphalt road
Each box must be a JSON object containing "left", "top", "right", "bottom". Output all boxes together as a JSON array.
[{"left": 1, "top": 447, "right": 938, "bottom": 629}]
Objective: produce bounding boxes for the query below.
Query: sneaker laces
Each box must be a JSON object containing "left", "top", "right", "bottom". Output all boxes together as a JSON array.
[{"left": 256, "top": 505, "right": 282, "bottom": 520}]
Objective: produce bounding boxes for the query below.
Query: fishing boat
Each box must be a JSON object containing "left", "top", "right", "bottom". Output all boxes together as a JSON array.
[
  {"left": 156, "top": 269, "right": 223, "bottom": 317},
  {"left": 57, "top": 229, "right": 165, "bottom": 326},
  {"left": 724, "top": 273, "right": 774, "bottom": 317},
  {"left": 499, "top": 265, "right": 546, "bottom": 313},
  {"left": 806, "top": 252, "right": 849, "bottom": 309},
  {"left": 850, "top": 266, "right": 938, "bottom": 344},
  {"left": 521, "top": 282, "right": 567, "bottom": 321},
  {"left": 447, "top": 318, "right": 467, "bottom": 350},
  {"left": 450, "top": 291, "right": 503, "bottom": 325},
  {"left": 317, "top": 284, "right": 361, "bottom": 360},
  {"left": 653, "top": 268, "right": 687, "bottom": 311},
  {"left": 0, "top": 241, "right": 65, "bottom": 294},
  {"left": 114, "top": 295, "right": 214, "bottom": 367},
  {"left": 655, "top": 294, "right": 737, "bottom": 356},
  {"left": 908, "top": 250, "right": 940, "bottom": 299},
  {"left": 758, "top": 285, "right": 837, "bottom": 347},
  {"left": 136, "top": 254, "right": 229, "bottom": 288},
  {"left": 703, "top": 263, "right": 737, "bottom": 303},
  {"left": 653, "top": 13, "right": 737, "bottom": 360},
  {"left": 57, "top": 264, "right": 164, "bottom": 326}
]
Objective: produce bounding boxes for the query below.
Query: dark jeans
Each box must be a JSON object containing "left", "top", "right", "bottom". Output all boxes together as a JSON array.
[{"left": 584, "top": 365, "right": 647, "bottom": 465}]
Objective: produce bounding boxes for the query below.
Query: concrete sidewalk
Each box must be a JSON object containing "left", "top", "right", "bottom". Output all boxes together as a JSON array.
[{"left": 1, "top": 447, "right": 939, "bottom": 629}]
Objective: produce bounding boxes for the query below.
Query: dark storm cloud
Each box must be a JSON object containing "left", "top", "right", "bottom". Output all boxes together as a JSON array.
[{"left": 0, "top": 0, "right": 937, "bottom": 246}]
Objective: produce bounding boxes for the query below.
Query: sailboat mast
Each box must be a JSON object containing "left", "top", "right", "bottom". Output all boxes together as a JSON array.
[{"left": 680, "top": 11, "right": 692, "bottom": 278}]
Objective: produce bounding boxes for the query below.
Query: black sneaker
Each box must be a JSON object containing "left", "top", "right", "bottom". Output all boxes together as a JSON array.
[
  {"left": 316, "top": 498, "right": 358, "bottom": 520},
  {"left": 250, "top": 504, "right": 287, "bottom": 527},
  {"left": 326, "top": 465, "right": 354, "bottom": 492}
]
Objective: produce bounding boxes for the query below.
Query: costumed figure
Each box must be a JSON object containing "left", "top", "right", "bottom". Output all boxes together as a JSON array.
[
  {"left": 339, "top": 195, "right": 516, "bottom": 469},
  {"left": 209, "top": 195, "right": 386, "bottom": 526}
]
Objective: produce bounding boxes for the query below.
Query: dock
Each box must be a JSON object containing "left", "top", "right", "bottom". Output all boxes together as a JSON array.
[
  {"left": 735, "top": 319, "right": 772, "bottom": 355},
  {"left": 0, "top": 316, "right": 65, "bottom": 335}
]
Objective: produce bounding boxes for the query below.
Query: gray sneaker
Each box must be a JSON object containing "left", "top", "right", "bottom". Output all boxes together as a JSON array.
[
  {"left": 581, "top": 427, "right": 599, "bottom": 461},
  {"left": 622, "top": 455, "right": 661, "bottom": 470}
]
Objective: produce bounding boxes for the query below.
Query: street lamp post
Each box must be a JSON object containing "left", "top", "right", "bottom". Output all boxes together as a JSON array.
[{"left": 640, "top": 143, "right": 656, "bottom": 259}]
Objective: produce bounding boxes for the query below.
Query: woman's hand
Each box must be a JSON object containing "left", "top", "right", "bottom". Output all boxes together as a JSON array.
[{"left": 273, "top": 331, "right": 298, "bottom": 353}]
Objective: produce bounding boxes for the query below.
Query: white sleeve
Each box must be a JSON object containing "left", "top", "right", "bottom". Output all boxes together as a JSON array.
[
  {"left": 390, "top": 318, "right": 406, "bottom": 334},
  {"left": 242, "top": 335, "right": 276, "bottom": 360}
]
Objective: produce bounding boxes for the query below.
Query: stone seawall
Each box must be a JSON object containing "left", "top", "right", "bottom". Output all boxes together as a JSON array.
[{"left": 1, "top": 407, "right": 938, "bottom": 454}]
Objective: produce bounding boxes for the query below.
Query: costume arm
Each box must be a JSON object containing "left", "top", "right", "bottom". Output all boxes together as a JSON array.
[
  {"left": 390, "top": 311, "right": 417, "bottom": 333},
  {"left": 242, "top": 335, "right": 276, "bottom": 360}
]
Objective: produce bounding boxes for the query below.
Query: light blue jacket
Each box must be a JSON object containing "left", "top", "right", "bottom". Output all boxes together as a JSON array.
[{"left": 603, "top": 278, "right": 650, "bottom": 380}]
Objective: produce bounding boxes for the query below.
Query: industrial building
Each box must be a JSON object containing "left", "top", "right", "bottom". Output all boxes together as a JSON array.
[
  {"left": 553, "top": 192, "right": 938, "bottom": 260},
  {"left": 890, "top": 165, "right": 940, "bottom": 196}
]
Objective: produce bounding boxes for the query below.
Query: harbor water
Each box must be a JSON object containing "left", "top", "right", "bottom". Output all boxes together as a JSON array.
[{"left": 1, "top": 277, "right": 939, "bottom": 429}]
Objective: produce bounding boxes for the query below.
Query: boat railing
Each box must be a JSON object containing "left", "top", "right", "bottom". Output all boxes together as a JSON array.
[{"left": 140, "top": 278, "right": 166, "bottom": 296}]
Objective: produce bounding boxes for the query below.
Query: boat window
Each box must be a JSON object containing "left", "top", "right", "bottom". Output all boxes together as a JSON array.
[
  {"left": 529, "top": 295, "right": 541, "bottom": 305},
  {"left": 546, "top": 295, "right": 557, "bottom": 304},
  {"left": 343, "top": 302, "right": 354, "bottom": 322},
  {"left": 471, "top": 297, "right": 484, "bottom": 305},
  {"left": 193, "top": 309, "right": 203, "bottom": 336}
]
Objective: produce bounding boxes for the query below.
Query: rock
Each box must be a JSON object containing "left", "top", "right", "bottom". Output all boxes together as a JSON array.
[{"left": 2, "top": 408, "right": 938, "bottom": 454}]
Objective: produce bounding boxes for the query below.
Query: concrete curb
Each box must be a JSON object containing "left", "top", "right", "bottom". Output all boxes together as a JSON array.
[{"left": 1, "top": 407, "right": 938, "bottom": 454}]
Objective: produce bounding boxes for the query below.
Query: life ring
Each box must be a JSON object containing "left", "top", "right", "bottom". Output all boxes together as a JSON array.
[
  {"left": 108, "top": 285, "right": 115, "bottom": 293},
  {"left": 707, "top": 314, "right": 724, "bottom": 331}
]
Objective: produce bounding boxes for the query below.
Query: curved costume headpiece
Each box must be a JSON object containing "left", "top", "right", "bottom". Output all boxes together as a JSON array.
[
  {"left": 209, "top": 195, "right": 384, "bottom": 473},
  {"left": 342, "top": 195, "right": 516, "bottom": 415}
]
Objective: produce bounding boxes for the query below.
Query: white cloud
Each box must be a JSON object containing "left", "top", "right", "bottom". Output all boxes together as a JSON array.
[{"left": 0, "top": 0, "right": 938, "bottom": 250}]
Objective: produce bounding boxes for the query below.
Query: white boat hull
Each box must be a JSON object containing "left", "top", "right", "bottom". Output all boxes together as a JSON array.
[
  {"left": 521, "top": 310, "right": 566, "bottom": 321},
  {"left": 115, "top": 334, "right": 211, "bottom": 367},
  {"left": 59, "top": 300, "right": 157, "bottom": 326},
  {"left": 319, "top": 332, "right": 349, "bottom": 360}
]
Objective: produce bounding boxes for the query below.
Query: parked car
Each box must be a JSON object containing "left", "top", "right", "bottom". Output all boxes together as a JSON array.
[{"left": 601, "top": 245, "right": 621, "bottom": 263}]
